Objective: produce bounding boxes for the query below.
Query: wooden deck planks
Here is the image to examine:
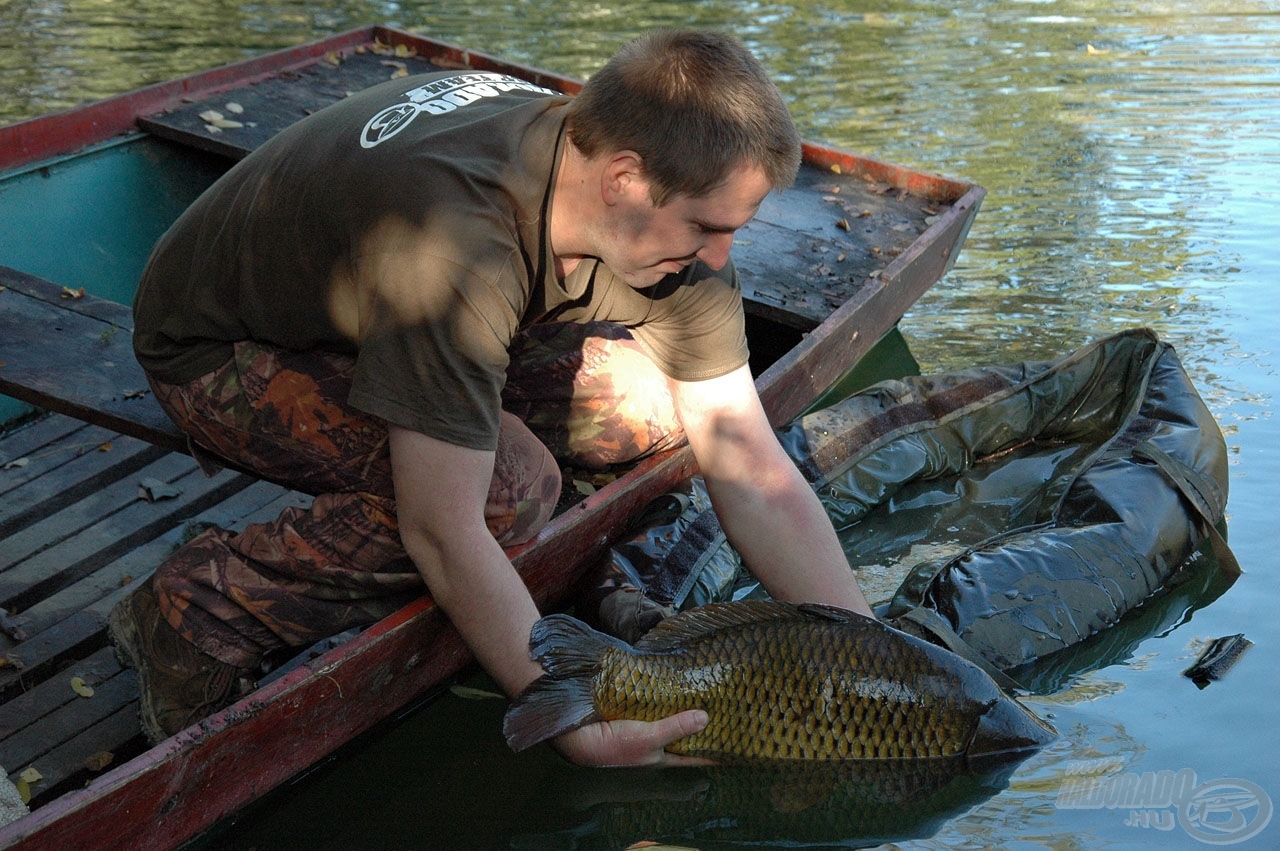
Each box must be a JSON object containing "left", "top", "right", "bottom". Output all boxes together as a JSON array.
[{"left": 0, "top": 412, "right": 310, "bottom": 806}]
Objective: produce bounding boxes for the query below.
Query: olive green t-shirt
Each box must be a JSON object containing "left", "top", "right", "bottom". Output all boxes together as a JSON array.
[{"left": 133, "top": 71, "right": 749, "bottom": 450}]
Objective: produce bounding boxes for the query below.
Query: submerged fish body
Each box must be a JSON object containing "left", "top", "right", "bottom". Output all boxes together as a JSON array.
[{"left": 504, "top": 601, "right": 1056, "bottom": 761}]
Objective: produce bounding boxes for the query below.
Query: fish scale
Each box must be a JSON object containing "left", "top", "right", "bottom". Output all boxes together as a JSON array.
[{"left": 504, "top": 600, "right": 1056, "bottom": 761}]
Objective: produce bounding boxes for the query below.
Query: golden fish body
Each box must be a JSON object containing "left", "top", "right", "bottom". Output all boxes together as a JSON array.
[{"left": 505, "top": 601, "right": 1055, "bottom": 761}]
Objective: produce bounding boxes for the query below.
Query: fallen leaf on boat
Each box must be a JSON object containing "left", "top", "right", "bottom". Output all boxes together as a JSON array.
[
  {"left": 83, "top": 751, "right": 114, "bottom": 772},
  {"left": 324, "top": 51, "right": 343, "bottom": 66},
  {"left": 835, "top": 217, "right": 851, "bottom": 232},
  {"left": 0, "top": 654, "right": 25, "bottom": 669},
  {"left": 70, "top": 676, "right": 95, "bottom": 698},
  {"left": 198, "top": 109, "right": 224, "bottom": 123},
  {"left": 98, "top": 441, "right": 113, "bottom": 452},
  {"left": 17, "top": 768, "right": 41, "bottom": 784},
  {"left": 449, "top": 684, "right": 504, "bottom": 700},
  {"left": 382, "top": 60, "right": 408, "bottom": 79},
  {"left": 60, "top": 286, "right": 85, "bottom": 299},
  {"left": 2, "top": 457, "right": 28, "bottom": 470},
  {"left": 123, "top": 388, "right": 149, "bottom": 399},
  {"left": 138, "top": 477, "right": 182, "bottom": 502},
  {"left": 829, "top": 163, "right": 842, "bottom": 174},
  {"left": 225, "top": 101, "right": 244, "bottom": 114},
  {"left": 204, "top": 124, "right": 223, "bottom": 134},
  {"left": 573, "top": 479, "right": 596, "bottom": 496}
]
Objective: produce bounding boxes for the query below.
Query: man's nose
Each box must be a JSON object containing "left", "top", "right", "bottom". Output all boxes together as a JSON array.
[{"left": 696, "top": 232, "right": 735, "bottom": 270}]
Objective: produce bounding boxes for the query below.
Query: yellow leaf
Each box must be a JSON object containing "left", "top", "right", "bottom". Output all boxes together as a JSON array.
[
  {"left": 15, "top": 779, "right": 29, "bottom": 805},
  {"left": 449, "top": 684, "right": 504, "bottom": 700},
  {"left": 18, "top": 767, "right": 41, "bottom": 784},
  {"left": 83, "top": 751, "right": 114, "bottom": 772},
  {"left": 60, "top": 286, "right": 85, "bottom": 299},
  {"left": 70, "top": 676, "right": 95, "bottom": 698}
]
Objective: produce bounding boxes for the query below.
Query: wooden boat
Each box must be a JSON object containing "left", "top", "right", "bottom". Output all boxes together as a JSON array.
[{"left": 0, "top": 25, "right": 983, "bottom": 849}]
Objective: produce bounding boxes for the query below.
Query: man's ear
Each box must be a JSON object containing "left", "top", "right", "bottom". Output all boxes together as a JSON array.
[{"left": 600, "top": 151, "right": 647, "bottom": 206}]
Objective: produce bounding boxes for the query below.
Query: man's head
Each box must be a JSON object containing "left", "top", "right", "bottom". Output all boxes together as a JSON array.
[{"left": 566, "top": 29, "right": 802, "bottom": 206}]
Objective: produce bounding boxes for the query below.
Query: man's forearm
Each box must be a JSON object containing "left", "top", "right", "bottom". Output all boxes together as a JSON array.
[
  {"left": 708, "top": 455, "right": 873, "bottom": 616},
  {"left": 405, "top": 524, "right": 546, "bottom": 697}
]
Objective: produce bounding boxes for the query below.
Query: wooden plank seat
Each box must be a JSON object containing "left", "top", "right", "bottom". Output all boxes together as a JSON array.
[{"left": 0, "top": 266, "right": 183, "bottom": 453}]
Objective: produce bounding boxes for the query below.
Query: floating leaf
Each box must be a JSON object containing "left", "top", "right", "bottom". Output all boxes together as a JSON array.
[
  {"left": 2, "top": 457, "right": 28, "bottom": 470},
  {"left": 70, "top": 676, "right": 95, "bottom": 698},
  {"left": 83, "top": 751, "right": 114, "bottom": 772},
  {"left": 138, "top": 477, "right": 182, "bottom": 502},
  {"left": 449, "top": 684, "right": 504, "bottom": 701}
]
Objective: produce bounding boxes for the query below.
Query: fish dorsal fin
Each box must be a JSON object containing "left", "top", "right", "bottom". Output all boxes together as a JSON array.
[{"left": 635, "top": 600, "right": 838, "bottom": 653}]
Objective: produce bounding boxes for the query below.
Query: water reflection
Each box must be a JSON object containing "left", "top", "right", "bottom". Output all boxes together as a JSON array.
[{"left": 3, "top": 1, "right": 1277, "bottom": 847}]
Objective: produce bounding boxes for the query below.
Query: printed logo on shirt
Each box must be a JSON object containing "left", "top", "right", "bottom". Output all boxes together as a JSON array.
[{"left": 360, "top": 72, "right": 559, "bottom": 148}]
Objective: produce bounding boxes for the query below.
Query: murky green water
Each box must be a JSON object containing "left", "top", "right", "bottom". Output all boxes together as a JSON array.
[{"left": 4, "top": 1, "right": 1277, "bottom": 847}]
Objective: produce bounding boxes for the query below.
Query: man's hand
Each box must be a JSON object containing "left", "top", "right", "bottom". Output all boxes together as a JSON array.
[{"left": 552, "top": 710, "right": 713, "bottom": 767}]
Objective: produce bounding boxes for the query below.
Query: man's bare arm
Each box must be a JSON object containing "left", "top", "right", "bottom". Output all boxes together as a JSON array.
[
  {"left": 386, "top": 424, "right": 709, "bottom": 764},
  {"left": 670, "top": 365, "right": 873, "bottom": 617}
]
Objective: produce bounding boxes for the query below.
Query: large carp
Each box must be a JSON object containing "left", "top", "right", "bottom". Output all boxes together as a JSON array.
[{"left": 504, "top": 600, "right": 1055, "bottom": 761}]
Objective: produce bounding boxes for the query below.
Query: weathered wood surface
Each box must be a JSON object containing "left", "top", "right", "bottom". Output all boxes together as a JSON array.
[
  {"left": 0, "top": 412, "right": 311, "bottom": 815},
  {"left": 0, "top": 267, "right": 183, "bottom": 453}
]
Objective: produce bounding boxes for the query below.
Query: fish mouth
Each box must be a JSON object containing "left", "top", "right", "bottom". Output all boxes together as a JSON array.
[{"left": 967, "top": 696, "right": 1058, "bottom": 758}]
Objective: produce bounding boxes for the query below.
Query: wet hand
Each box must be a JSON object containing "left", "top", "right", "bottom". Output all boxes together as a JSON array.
[{"left": 551, "top": 709, "right": 714, "bottom": 767}]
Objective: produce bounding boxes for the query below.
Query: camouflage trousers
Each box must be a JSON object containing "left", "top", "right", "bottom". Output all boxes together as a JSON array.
[{"left": 147, "top": 322, "right": 682, "bottom": 668}]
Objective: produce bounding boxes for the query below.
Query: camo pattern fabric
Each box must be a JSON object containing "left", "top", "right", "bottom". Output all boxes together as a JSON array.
[
  {"left": 146, "top": 324, "right": 679, "bottom": 668},
  {"left": 502, "top": 321, "right": 684, "bottom": 469}
]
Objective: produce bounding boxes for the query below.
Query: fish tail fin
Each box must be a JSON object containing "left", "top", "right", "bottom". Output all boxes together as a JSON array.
[{"left": 502, "top": 614, "right": 630, "bottom": 752}]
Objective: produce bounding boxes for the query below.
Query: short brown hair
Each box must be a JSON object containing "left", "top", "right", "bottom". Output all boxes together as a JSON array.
[{"left": 566, "top": 29, "right": 802, "bottom": 205}]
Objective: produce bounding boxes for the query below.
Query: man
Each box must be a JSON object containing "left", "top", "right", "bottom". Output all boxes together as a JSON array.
[{"left": 110, "top": 28, "right": 872, "bottom": 766}]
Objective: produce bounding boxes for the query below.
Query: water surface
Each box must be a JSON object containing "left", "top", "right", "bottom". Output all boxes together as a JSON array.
[{"left": 2, "top": 1, "right": 1276, "bottom": 847}]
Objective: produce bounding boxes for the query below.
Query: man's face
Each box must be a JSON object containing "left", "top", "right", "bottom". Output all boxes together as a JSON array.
[{"left": 600, "top": 163, "right": 772, "bottom": 288}]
